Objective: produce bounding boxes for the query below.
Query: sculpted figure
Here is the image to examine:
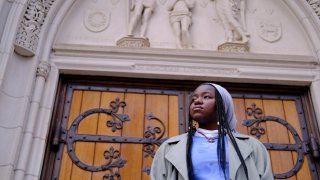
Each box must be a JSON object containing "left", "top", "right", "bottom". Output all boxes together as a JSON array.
[
  {"left": 128, "top": 0, "right": 156, "bottom": 37},
  {"left": 167, "top": 0, "right": 195, "bottom": 48},
  {"left": 214, "top": 0, "right": 249, "bottom": 43}
]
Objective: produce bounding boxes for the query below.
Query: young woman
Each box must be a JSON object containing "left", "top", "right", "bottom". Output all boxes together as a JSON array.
[{"left": 150, "top": 83, "right": 274, "bottom": 180}]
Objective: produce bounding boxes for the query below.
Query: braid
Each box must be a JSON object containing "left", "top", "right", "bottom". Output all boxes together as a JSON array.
[
  {"left": 215, "top": 89, "right": 249, "bottom": 180},
  {"left": 187, "top": 113, "right": 195, "bottom": 179},
  {"left": 216, "top": 90, "right": 227, "bottom": 179}
]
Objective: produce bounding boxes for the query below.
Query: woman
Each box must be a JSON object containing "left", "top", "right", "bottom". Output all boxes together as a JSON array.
[{"left": 150, "top": 83, "right": 273, "bottom": 180}]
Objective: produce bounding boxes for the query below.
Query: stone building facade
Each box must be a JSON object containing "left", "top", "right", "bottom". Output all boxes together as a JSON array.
[{"left": 0, "top": 0, "right": 320, "bottom": 179}]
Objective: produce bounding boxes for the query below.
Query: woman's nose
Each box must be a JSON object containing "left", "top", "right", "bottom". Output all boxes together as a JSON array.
[{"left": 193, "top": 97, "right": 203, "bottom": 104}]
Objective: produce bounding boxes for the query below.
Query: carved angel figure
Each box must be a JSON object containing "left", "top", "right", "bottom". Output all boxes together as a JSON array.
[
  {"left": 214, "top": 0, "right": 249, "bottom": 43},
  {"left": 167, "top": 0, "right": 195, "bottom": 48},
  {"left": 128, "top": 0, "right": 156, "bottom": 37}
]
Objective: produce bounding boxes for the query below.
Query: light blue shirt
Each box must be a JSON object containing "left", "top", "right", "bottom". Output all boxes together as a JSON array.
[{"left": 191, "top": 136, "right": 229, "bottom": 180}]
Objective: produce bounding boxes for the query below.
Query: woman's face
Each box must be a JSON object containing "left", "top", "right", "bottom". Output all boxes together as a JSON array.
[{"left": 189, "top": 84, "right": 217, "bottom": 130}]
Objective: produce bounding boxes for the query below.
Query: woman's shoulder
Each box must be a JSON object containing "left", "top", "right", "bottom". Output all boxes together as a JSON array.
[
  {"left": 163, "top": 133, "right": 188, "bottom": 144},
  {"left": 156, "top": 133, "right": 188, "bottom": 154},
  {"left": 232, "top": 132, "right": 267, "bottom": 150}
]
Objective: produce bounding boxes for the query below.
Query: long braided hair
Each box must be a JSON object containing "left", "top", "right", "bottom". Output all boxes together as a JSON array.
[{"left": 186, "top": 83, "right": 249, "bottom": 180}]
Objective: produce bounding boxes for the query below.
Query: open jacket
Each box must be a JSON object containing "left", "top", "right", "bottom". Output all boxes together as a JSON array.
[{"left": 150, "top": 133, "right": 274, "bottom": 180}]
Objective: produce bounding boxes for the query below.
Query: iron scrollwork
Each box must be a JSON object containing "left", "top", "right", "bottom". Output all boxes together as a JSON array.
[
  {"left": 65, "top": 97, "right": 129, "bottom": 177},
  {"left": 63, "top": 97, "right": 167, "bottom": 178},
  {"left": 143, "top": 112, "right": 166, "bottom": 158},
  {"left": 102, "top": 146, "right": 124, "bottom": 180},
  {"left": 243, "top": 103, "right": 310, "bottom": 179},
  {"left": 246, "top": 103, "right": 265, "bottom": 138},
  {"left": 142, "top": 112, "right": 167, "bottom": 175},
  {"left": 106, "top": 97, "right": 129, "bottom": 132}
]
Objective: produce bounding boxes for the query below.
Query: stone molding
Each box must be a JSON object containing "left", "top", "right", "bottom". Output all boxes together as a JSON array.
[
  {"left": 53, "top": 44, "right": 317, "bottom": 68},
  {"left": 133, "top": 64, "right": 240, "bottom": 75},
  {"left": 36, "top": 61, "right": 51, "bottom": 80},
  {"left": 14, "top": 0, "right": 56, "bottom": 57}
]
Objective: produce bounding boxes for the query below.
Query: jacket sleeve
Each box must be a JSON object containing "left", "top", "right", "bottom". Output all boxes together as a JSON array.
[{"left": 251, "top": 138, "right": 274, "bottom": 180}]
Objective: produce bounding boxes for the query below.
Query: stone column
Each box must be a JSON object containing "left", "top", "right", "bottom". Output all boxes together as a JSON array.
[{"left": 14, "top": 61, "right": 51, "bottom": 180}]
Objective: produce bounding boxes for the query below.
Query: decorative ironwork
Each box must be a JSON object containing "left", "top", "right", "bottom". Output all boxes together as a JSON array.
[
  {"left": 65, "top": 97, "right": 129, "bottom": 173},
  {"left": 106, "top": 97, "right": 129, "bottom": 132},
  {"left": 102, "top": 146, "right": 124, "bottom": 180},
  {"left": 141, "top": 113, "right": 167, "bottom": 174},
  {"left": 62, "top": 97, "right": 167, "bottom": 178},
  {"left": 103, "top": 169, "right": 121, "bottom": 180},
  {"left": 246, "top": 103, "right": 265, "bottom": 138},
  {"left": 143, "top": 112, "right": 166, "bottom": 158},
  {"left": 246, "top": 103, "right": 263, "bottom": 119},
  {"left": 143, "top": 166, "right": 151, "bottom": 175},
  {"left": 243, "top": 116, "right": 310, "bottom": 179}
]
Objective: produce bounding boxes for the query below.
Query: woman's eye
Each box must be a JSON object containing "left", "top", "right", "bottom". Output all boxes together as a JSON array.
[{"left": 204, "top": 96, "right": 211, "bottom": 99}]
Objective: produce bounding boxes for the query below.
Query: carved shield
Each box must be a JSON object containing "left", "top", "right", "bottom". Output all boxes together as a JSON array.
[
  {"left": 84, "top": 9, "right": 110, "bottom": 32},
  {"left": 257, "top": 20, "right": 282, "bottom": 43}
]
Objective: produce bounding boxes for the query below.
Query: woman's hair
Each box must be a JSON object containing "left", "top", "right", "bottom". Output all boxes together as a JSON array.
[{"left": 186, "top": 83, "right": 248, "bottom": 180}]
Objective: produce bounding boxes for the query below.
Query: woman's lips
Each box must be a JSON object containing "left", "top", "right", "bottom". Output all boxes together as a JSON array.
[{"left": 192, "top": 106, "right": 203, "bottom": 111}]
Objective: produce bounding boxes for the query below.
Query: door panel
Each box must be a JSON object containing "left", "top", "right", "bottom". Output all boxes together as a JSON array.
[
  {"left": 235, "top": 95, "right": 317, "bottom": 180},
  {"left": 53, "top": 85, "right": 184, "bottom": 180},
  {"left": 49, "top": 84, "right": 318, "bottom": 180}
]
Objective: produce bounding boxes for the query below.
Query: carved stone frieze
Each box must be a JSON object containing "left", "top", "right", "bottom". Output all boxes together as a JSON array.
[
  {"left": 84, "top": 9, "right": 110, "bottom": 32},
  {"left": 217, "top": 42, "right": 249, "bottom": 53},
  {"left": 116, "top": 36, "right": 150, "bottom": 48},
  {"left": 14, "top": 0, "right": 55, "bottom": 57},
  {"left": 36, "top": 61, "right": 51, "bottom": 79}
]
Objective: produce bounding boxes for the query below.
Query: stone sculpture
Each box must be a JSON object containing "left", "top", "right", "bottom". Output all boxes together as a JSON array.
[
  {"left": 128, "top": 0, "right": 156, "bottom": 37},
  {"left": 167, "top": 0, "right": 195, "bottom": 48},
  {"left": 214, "top": 0, "right": 249, "bottom": 43}
]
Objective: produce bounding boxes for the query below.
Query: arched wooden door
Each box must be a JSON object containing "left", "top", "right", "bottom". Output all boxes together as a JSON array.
[{"left": 45, "top": 82, "right": 319, "bottom": 180}]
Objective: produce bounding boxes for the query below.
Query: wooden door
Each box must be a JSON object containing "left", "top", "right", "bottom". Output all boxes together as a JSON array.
[
  {"left": 232, "top": 94, "right": 318, "bottom": 179},
  {"left": 46, "top": 83, "right": 319, "bottom": 180},
  {"left": 50, "top": 84, "right": 185, "bottom": 180}
]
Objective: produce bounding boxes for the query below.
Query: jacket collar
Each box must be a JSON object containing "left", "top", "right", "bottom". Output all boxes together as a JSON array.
[
  {"left": 165, "top": 134, "right": 189, "bottom": 180},
  {"left": 228, "top": 133, "right": 252, "bottom": 179},
  {"left": 163, "top": 133, "right": 253, "bottom": 180}
]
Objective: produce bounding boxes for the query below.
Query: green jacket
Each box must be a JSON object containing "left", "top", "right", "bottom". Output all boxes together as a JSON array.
[{"left": 150, "top": 133, "right": 274, "bottom": 180}]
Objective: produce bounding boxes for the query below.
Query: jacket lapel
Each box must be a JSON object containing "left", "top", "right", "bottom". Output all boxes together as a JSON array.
[
  {"left": 165, "top": 134, "right": 189, "bottom": 180},
  {"left": 228, "top": 133, "right": 253, "bottom": 179}
]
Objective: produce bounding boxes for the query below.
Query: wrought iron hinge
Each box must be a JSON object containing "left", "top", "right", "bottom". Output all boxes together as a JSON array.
[
  {"left": 310, "top": 135, "right": 320, "bottom": 158},
  {"left": 52, "top": 127, "right": 67, "bottom": 147}
]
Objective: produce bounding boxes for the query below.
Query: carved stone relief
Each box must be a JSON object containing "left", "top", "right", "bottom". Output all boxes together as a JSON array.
[
  {"left": 36, "top": 61, "right": 51, "bottom": 80},
  {"left": 256, "top": 20, "right": 282, "bottom": 43},
  {"left": 217, "top": 42, "right": 249, "bottom": 53},
  {"left": 214, "top": 0, "right": 250, "bottom": 44},
  {"left": 128, "top": 0, "right": 156, "bottom": 37},
  {"left": 116, "top": 36, "right": 150, "bottom": 48},
  {"left": 84, "top": 9, "right": 111, "bottom": 32},
  {"left": 307, "top": 0, "right": 320, "bottom": 19},
  {"left": 14, "top": 0, "right": 55, "bottom": 57},
  {"left": 167, "top": 0, "right": 195, "bottom": 49},
  {"left": 199, "top": 0, "right": 209, "bottom": 8}
]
